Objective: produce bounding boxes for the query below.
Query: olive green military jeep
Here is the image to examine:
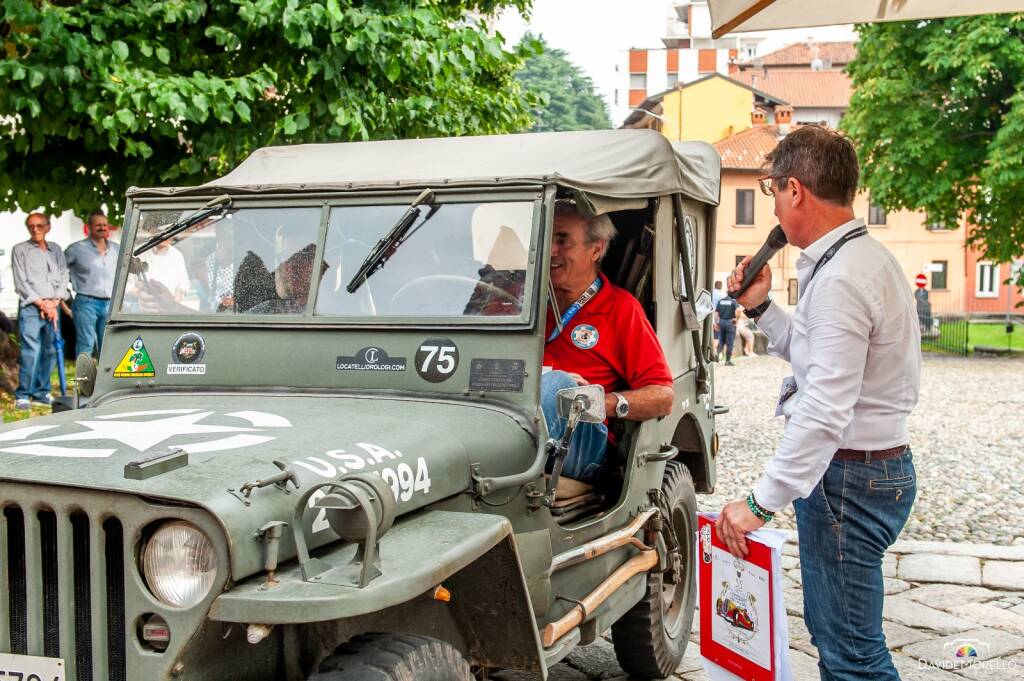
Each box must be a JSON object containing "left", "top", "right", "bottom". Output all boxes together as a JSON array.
[{"left": 0, "top": 129, "right": 722, "bottom": 680}]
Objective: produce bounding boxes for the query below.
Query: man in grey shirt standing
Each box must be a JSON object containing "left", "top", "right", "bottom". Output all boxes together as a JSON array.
[
  {"left": 12, "top": 212, "right": 70, "bottom": 409},
  {"left": 65, "top": 210, "right": 119, "bottom": 357}
]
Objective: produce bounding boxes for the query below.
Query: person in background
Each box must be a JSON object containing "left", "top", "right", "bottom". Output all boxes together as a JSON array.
[
  {"left": 715, "top": 293, "right": 738, "bottom": 366},
  {"left": 711, "top": 280, "right": 725, "bottom": 355},
  {"left": 12, "top": 213, "right": 69, "bottom": 410},
  {"left": 737, "top": 308, "right": 756, "bottom": 356},
  {"left": 131, "top": 238, "right": 192, "bottom": 306},
  {"left": 65, "top": 210, "right": 119, "bottom": 356}
]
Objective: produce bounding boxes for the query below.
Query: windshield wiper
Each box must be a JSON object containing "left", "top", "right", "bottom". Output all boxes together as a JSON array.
[
  {"left": 346, "top": 189, "right": 437, "bottom": 294},
  {"left": 133, "top": 194, "right": 232, "bottom": 257}
]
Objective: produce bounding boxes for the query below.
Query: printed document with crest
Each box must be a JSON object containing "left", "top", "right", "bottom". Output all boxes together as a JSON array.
[{"left": 696, "top": 512, "right": 792, "bottom": 681}]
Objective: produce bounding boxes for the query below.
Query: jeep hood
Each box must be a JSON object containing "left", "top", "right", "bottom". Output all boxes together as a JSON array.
[{"left": 0, "top": 392, "right": 538, "bottom": 578}]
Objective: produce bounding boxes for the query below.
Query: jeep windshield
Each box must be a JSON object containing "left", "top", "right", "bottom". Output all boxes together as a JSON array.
[{"left": 119, "top": 199, "right": 537, "bottom": 320}]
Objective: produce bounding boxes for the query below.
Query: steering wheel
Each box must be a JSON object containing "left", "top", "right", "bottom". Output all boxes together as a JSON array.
[{"left": 389, "top": 274, "right": 520, "bottom": 314}]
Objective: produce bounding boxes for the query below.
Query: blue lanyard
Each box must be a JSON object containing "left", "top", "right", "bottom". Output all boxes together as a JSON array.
[{"left": 547, "top": 277, "right": 602, "bottom": 343}]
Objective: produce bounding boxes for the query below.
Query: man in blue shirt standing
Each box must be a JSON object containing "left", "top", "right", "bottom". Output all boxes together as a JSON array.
[{"left": 65, "top": 210, "right": 119, "bottom": 357}]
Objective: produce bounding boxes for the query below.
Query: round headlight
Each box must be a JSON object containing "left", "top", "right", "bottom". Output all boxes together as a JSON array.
[{"left": 142, "top": 521, "right": 217, "bottom": 608}]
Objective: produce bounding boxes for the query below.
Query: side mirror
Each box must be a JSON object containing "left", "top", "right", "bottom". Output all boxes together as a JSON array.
[
  {"left": 556, "top": 384, "right": 606, "bottom": 424},
  {"left": 694, "top": 289, "right": 714, "bottom": 323},
  {"left": 75, "top": 353, "right": 98, "bottom": 398}
]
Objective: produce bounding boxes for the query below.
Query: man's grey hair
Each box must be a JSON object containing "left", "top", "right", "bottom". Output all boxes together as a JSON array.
[{"left": 554, "top": 199, "right": 617, "bottom": 261}]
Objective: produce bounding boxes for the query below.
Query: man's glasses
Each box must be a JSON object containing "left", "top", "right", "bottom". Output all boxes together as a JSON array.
[{"left": 758, "top": 176, "right": 787, "bottom": 197}]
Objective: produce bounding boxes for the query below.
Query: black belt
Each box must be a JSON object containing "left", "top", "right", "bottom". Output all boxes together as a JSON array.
[
  {"left": 834, "top": 446, "right": 907, "bottom": 463},
  {"left": 77, "top": 294, "right": 110, "bottom": 300}
]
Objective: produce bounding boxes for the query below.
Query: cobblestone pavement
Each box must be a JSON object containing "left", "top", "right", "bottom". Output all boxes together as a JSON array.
[
  {"left": 491, "top": 354, "right": 1024, "bottom": 680},
  {"left": 492, "top": 538, "right": 1024, "bottom": 681},
  {"left": 702, "top": 354, "right": 1024, "bottom": 545}
]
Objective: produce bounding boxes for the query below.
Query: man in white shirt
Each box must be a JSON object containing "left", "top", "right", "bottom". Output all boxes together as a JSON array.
[
  {"left": 130, "top": 240, "right": 193, "bottom": 310},
  {"left": 716, "top": 126, "right": 920, "bottom": 681}
]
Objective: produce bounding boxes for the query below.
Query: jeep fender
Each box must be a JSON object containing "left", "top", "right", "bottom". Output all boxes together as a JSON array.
[{"left": 209, "top": 510, "right": 544, "bottom": 671}]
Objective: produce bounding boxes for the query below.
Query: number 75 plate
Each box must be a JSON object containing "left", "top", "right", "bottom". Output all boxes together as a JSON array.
[{"left": 0, "top": 653, "right": 64, "bottom": 681}]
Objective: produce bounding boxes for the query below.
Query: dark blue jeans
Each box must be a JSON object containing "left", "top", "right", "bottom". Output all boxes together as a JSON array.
[
  {"left": 794, "top": 448, "right": 917, "bottom": 681},
  {"left": 540, "top": 371, "right": 609, "bottom": 484},
  {"left": 72, "top": 294, "right": 110, "bottom": 357},
  {"left": 718, "top": 319, "right": 736, "bottom": 360},
  {"left": 16, "top": 304, "right": 57, "bottom": 401}
]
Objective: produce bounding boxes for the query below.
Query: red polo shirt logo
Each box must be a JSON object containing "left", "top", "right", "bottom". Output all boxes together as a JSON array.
[{"left": 571, "top": 324, "right": 599, "bottom": 349}]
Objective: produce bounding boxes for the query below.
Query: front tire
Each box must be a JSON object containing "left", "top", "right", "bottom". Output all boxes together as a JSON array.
[
  {"left": 611, "top": 462, "right": 698, "bottom": 678},
  {"left": 309, "top": 633, "right": 472, "bottom": 681}
]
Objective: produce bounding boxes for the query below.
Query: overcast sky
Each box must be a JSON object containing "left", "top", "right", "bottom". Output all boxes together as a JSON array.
[{"left": 495, "top": 1, "right": 857, "bottom": 114}]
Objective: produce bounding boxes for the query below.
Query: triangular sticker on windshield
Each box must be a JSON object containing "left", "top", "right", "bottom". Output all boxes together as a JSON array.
[{"left": 113, "top": 336, "right": 156, "bottom": 378}]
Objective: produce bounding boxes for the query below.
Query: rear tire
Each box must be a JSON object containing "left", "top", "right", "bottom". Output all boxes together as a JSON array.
[
  {"left": 611, "top": 462, "right": 697, "bottom": 679},
  {"left": 309, "top": 633, "right": 472, "bottom": 681}
]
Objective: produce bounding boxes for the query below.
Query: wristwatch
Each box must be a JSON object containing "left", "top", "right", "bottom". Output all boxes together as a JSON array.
[
  {"left": 745, "top": 298, "right": 772, "bottom": 320},
  {"left": 612, "top": 392, "right": 629, "bottom": 418}
]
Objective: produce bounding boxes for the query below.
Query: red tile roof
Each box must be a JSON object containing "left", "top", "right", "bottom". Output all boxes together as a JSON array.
[
  {"left": 731, "top": 70, "right": 851, "bottom": 108},
  {"left": 714, "top": 125, "right": 780, "bottom": 170},
  {"left": 748, "top": 41, "right": 858, "bottom": 68}
]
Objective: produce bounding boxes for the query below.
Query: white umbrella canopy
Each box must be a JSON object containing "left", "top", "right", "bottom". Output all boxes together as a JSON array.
[{"left": 709, "top": 0, "right": 1024, "bottom": 38}]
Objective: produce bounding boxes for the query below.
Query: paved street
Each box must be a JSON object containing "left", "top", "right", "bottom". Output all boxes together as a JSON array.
[
  {"left": 705, "top": 354, "right": 1024, "bottom": 545},
  {"left": 494, "top": 355, "right": 1024, "bottom": 680}
]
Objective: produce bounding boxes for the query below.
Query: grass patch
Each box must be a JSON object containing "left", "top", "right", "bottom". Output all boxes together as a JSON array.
[
  {"left": 2, "top": 360, "right": 77, "bottom": 423},
  {"left": 968, "top": 322, "right": 1024, "bottom": 352}
]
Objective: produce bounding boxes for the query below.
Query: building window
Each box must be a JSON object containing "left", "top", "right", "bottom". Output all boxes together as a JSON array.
[
  {"left": 666, "top": 72, "right": 679, "bottom": 88},
  {"left": 868, "top": 199, "right": 887, "bottom": 226},
  {"left": 735, "top": 255, "right": 749, "bottom": 267},
  {"left": 926, "top": 219, "right": 954, "bottom": 231},
  {"left": 930, "top": 261, "right": 948, "bottom": 290},
  {"left": 735, "top": 189, "right": 754, "bottom": 225},
  {"left": 629, "top": 73, "right": 647, "bottom": 89},
  {"left": 976, "top": 262, "right": 999, "bottom": 298},
  {"left": 698, "top": 49, "right": 717, "bottom": 73},
  {"left": 788, "top": 278, "right": 799, "bottom": 305}
]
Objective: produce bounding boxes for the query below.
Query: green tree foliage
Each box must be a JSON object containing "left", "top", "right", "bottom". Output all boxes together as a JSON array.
[
  {"left": 843, "top": 15, "right": 1024, "bottom": 284},
  {"left": 0, "top": 1, "right": 536, "bottom": 220},
  {"left": 516, "top": 34, "right": 610, "bottom": 132}
]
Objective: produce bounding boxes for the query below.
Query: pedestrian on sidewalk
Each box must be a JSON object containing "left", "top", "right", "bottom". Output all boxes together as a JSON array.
[
  {"left": 65, "top": 210, "right": 119, "bottom": 357},
  {"left": 12, "top": 213, "right": 70, "bottom": 410},
  {"left": 715, "top": 292, "right": 738, "bottom": 365},
  {"left": 715, "top": 125, "right": 921, "bottom": 681}
]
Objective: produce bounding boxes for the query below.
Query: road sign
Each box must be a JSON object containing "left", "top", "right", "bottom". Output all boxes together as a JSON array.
[
  {"left": 922, "top": 263, "right": 944, "bottom": 273},
  {"left": 915, "top": 273, "right": 928, "bottom": 289}
]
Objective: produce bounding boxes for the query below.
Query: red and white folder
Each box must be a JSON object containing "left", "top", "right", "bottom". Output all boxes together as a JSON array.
[{"left": 696, "top": 512, "right": 793, "bottom": 681}]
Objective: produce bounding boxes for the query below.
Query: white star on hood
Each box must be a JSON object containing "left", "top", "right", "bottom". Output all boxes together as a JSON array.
[{"left": 24, "top": 410, "right": 259, "bottom": 452}]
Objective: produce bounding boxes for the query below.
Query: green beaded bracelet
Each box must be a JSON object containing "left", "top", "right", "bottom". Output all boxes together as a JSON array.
[{"left": 746, "top": 492, "right": 775, "bottom": 523}]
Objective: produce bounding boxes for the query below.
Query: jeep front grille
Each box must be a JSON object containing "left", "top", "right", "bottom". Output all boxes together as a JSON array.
[{"left": 1, "top": 504, "right": 126, "bottom": 681}]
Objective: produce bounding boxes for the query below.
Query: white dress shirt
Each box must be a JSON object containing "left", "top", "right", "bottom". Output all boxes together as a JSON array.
[
  {"left": 133, "top": 245, "right": 192, "bottom": 298},
  {"left": 752, "top": 218, "right": 921, "bottom": 512}
]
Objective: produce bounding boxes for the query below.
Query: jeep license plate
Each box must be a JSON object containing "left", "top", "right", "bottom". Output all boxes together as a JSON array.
[{"left": 0, "top": 653, "right": 64, "bottom": 680}]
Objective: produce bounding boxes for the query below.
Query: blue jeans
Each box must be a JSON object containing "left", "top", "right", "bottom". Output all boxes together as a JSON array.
[
  {"left": 16, "top": 304, "right": 58, "bottom": 401},
  {"left": 794, "top": 448, "right": 917, "bottom": 681},
  {"left": 72, "top": 294, "right": 110, "bottom": 357},
  {"left": 541, "top": 371, "right": 609, "bottom": 484},
  {"left": 718, "top": 320, "right": 736, "bottom": 360}
]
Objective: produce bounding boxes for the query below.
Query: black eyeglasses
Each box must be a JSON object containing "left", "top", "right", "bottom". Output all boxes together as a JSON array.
[{"left": 758, "top": 176, "right": 787, "bottom": 197}]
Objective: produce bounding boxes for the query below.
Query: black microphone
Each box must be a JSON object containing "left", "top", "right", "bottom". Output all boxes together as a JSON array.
[{"left": 729, "top": 224, "right": 788, "bottom": 300}]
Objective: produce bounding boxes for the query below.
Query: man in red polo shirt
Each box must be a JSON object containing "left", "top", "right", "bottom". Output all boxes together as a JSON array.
[{"left": 542, "top": 201, "right": 674, "bottom": 484}]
